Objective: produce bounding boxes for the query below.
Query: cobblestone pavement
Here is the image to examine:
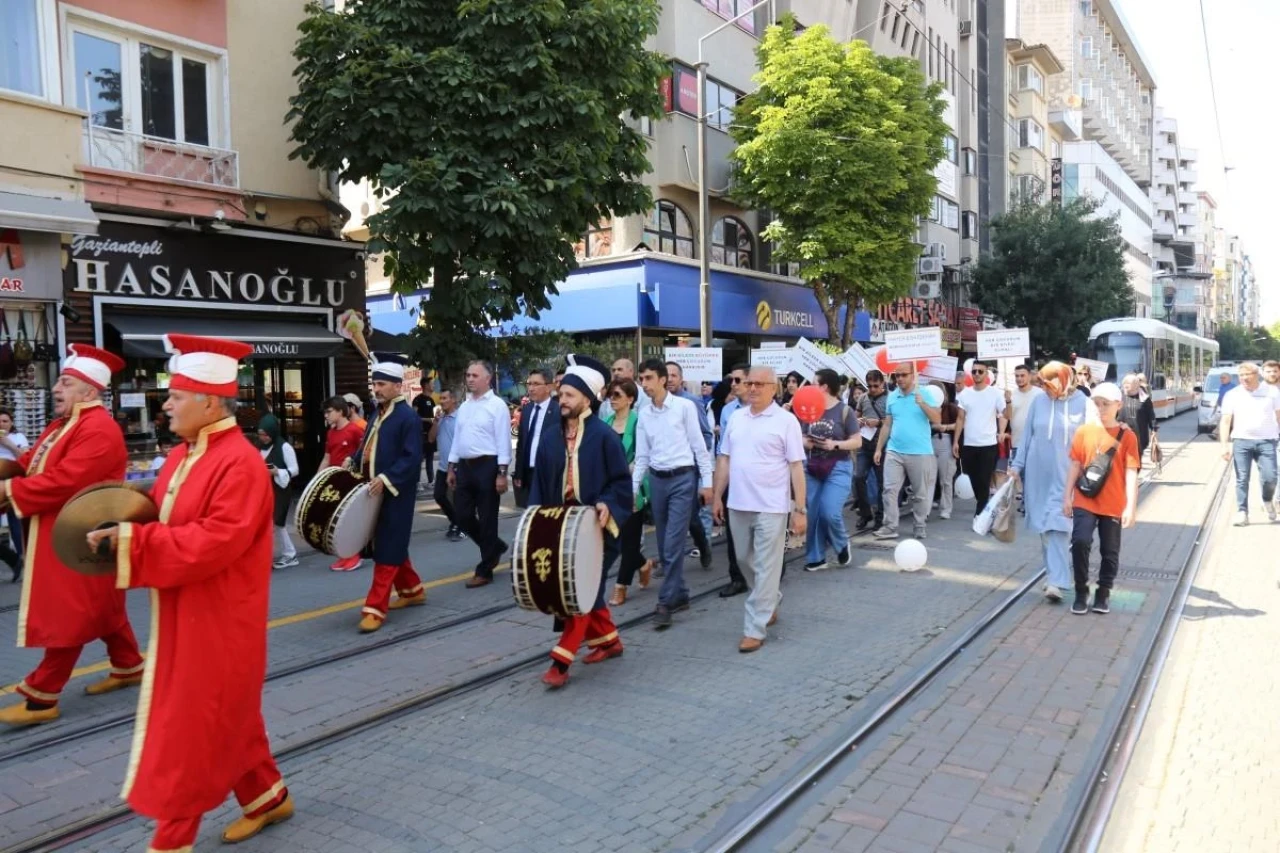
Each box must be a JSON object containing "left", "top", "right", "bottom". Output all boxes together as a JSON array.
[
  {"left": 739, "top": 420, "right": 1223, "bottom": 853},
  {"left": 1101, "top": 447, "right": 1279, "bottom": 853}
]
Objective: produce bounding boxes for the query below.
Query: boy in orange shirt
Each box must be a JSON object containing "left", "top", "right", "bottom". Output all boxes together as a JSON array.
[{"left": 1063, "top": 383, "right": 1140, "bottom": 615}]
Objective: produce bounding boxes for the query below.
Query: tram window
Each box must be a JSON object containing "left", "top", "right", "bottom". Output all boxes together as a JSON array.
[
  {"left": 1152, "top": 373, "right": 1166, "bottom": 391},
  {"left": 1151, "top": 339, "right": 1173, "bottom": 386},
  {"left": 1177, "top": 343, "right": 1193, "bottom": 392}
]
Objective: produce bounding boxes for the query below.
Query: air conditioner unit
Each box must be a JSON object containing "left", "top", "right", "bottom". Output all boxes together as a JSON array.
[
  {"left": 918, "top": 257, "right": 944, "bottom": 275},
  {"left": 914, "top": 279, "right": 942, "bottom": 299},
  {"left": 958, "top": 20, "right": 973, "bottom": 36},
  {"left": 926, "top": 242, "right": 947, "bottom": 260}
]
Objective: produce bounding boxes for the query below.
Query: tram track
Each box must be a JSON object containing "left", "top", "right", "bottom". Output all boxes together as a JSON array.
[{"left": 696, "top": 426, "right": 1219, "bottom": 853}]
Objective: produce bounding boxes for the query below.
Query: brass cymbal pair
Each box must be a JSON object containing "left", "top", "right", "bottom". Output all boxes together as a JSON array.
[{"left": 51, "top": 483, "right": 159, "bottom": 576}]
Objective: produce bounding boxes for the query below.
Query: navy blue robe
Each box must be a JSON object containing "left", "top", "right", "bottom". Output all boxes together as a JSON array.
[{"left": 348, "top": 397, "right": 422, "bottom": 565}]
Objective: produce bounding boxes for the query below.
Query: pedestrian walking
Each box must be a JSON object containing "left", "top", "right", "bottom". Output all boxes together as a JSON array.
[
  {"left": 429, "top": 389, "right": 463, "bottom": 540},
  {"left": 873, "top": 362, "right": 942, "bottom": 540},
  {"left": 853, "top": 369, "right": 889, "bottom": 532},
  {"left": 257, "top": 415, "right": 299, "bottom": 570},
  {"left": 1010, "top": 362, "right": 1089, "bottom": 603},
  {"left": 412, "top": 392, "right": 436, "bottom": 487},
  {"left": 930, "top": 380, "right": 959, "bottom": 520},
  {"left": 1218, "top": 361, "right": 1280, "bottom": 525},
  {"left": 1008, "top": 364, "right": 1043, "bottom": 459},
  {"left": 1063, "top": 382, "right": 1140, "bottom": 615},
  {"left": 801, "top": 369, "right": 860, "bottom": 571},
  {"left": 667, "top": 360, "right": 714, "bottom": 567},
  {"left": 0, "top": 408, "right": 28, "bottom": 581},
  {"left": 450, "top": 360, "right": 512, "bottom": 587},
  {"left": 712, "top": 366, "right": 806, "bottom": 652},
  {"left": 1119, "top": 373, "right": 1158, "bottom": 461},
  {"left": 955, "top": 360, "right": 1010, "bottom": 515},
  {"left": 604, "top": 378, "right": 653, "bottom": 605},
  {"left": 320, "top": 396, "right": 368, "bottom": 571},
  {"left": 632, "top": 359, "right": 712, "bottom": 630},
  {"left": 715, "top": 364, "right": 751, "bottom": 597},
  {"left": 513, "top": 368, "right": 555, "bottom": 508},
  {"left": 343, "top": 392, "right": 368, "bottom": 432}
]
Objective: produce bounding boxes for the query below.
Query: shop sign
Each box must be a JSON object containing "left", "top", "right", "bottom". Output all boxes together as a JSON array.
[
  {"left": 941, "top": 329, "right": 962, "bottom": 350},
  {"left": 65, "top": 222, "right": 363, "bottom": 310},
  {"left": 0, "top": 230, "right": 63, "bottom": 301}
]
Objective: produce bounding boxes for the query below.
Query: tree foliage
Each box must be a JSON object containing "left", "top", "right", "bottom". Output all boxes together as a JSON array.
[
  {"left": 1215, "top": 321, "right": 1280, "bottom": 362},
  {"left": 287, "top": 0, "right": 666, "bottom": 378},
  {"left": 729, "top": 17, "right": 949, "bottom": 347},
  {"left": 967, "top": 197, "right": 1134, "bottom": 360}
]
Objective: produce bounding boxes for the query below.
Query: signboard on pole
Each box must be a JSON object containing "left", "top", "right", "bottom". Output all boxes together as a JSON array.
[
  {"left": 993, "top": 358, "right": 1021, "bottom": 392},
  {"left": 1074, "top": 357, "right": 1110, "bottom": 384},
  {"left": 920, "top": 355, "right": 959, "bottom": 383},
  {"left": 883, "top": 327, "right": 945, "bottom": 362},
  {"left": 663, "top": 346, "right": 723, "bottom": 383},
  {"left": 841, "top": 344, "right": 878, "bottom": 386},
  {"left": 751, "top": 349, "right": 794, "bottom": 374},
  {"left": 789, "top": 338, "right": 844, "bottom": 381},
  {"left": 976, "top": 328, "right": 1031, "bottom": 360}
]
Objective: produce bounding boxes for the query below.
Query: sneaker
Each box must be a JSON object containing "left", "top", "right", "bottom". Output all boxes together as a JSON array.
[
  {"left": 1071, "top": 592, "right": 1089, "bottom": 615},
  {"left": 329, "top": 555, "right": 363, "bottom": 572},
  {"left": 1235, "top": 511, "right": 1249, "bottom": 526},
  {"left": 803, "top": 560, "right": 829, "bottom": 572},
  {"left": 1043, "top": 584, "right": 1063, "bottom": 603},
  {"left": 273, "top": 556, "right": 299, "bottom": 570},
  {"left": 836, "top": 545, "right": 852, "bottom": 567},
  {"left": 1091, "top": 589, "right": 1111, "bottom": 614},
  {"left": 940, "top": 511, "right": 951, "bottom": 520},
  {"left": 855, "top": 516, "right": 874, "bottom": 533},
  {"left": 687, "top": 548, "right": 701, "bottom": 559},
  {"left": 873, "top": 527, "right": 898, "bottom": 540},
  {"left": 913, "top": 527, "right": 926, "bottom": 540},
  {"left": 1268, "top": 503, "right": 1277, "bottom": 523}
]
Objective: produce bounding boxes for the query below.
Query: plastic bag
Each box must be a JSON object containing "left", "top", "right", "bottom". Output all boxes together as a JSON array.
[
  {"left": 990, "top": 480, "right": 1017, "bottom": 543},
  {"left": 972, "top": 478, "right": 1015, "bottom": 539}
]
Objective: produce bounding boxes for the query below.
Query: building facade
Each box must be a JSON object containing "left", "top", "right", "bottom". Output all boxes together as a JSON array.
[
  {"left": 1, "top": 0, "right": 366, "bottom": 476},
  {"left": 1147, "top": 109, "right": 1206, "bottom": 334}
]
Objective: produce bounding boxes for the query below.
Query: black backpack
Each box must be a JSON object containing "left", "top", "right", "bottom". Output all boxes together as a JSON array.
[{"left": 1076, "top": 425, "right": 1127, "bottom": 498}]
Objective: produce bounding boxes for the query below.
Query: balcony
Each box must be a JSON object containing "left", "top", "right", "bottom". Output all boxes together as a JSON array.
[
  {"left": 1153, "top": 219, "right": 1175, "bottom": 241},
  {"left": 1177, "top": 210, "right": 1198, "bottom": 228},
  {"left": 1049, "top": 108, "right": 1083, "bottom": 141},
  {"left": 83, "top": 124, "right": 239, "bottom": 189},
  {"left": 1154, "top": 193, "right": 1175, "bottom": 214}
]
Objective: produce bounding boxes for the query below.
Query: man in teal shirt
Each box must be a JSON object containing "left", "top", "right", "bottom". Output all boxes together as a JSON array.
[{"left": 872, "top": 361, "right": 942, "bottom": 543}]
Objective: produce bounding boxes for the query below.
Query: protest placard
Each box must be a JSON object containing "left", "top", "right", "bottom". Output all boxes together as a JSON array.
[
  {"left": 1074, "top": 357, "right": 1110, "bottom": 384},
  {"left": 789, "top": 338, "right": 844, "bottom": 381},
  {"left": 841, "top": 344, "right": 877, "bottom": 386},
  {"left": 884, "top": 327, "right": 945, "bottom": 362},
  {"left": 751, "top": 349, "right": 794, "bottom": 374},
  {"left": 920, "top": 355, "right": 959, "bottom": 383},
  {"left": 976, "top": 328, "right": 1031, "bottom": 360},
  {"left": 663, "top": 347, "right": 723, "bottom": 384}
]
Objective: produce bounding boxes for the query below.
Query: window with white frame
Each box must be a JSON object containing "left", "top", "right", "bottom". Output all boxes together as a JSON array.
[
  {"left": 1078, "top": 77, "right": 1093, "bottom": 102},
  {"left": 1018, "top": 118, "right": 1044, "bottom": 152},
  {"left": 962, "top": 147, "right": 977, "bottom": 176},
  {"left": 66, "top": 16, "right": 223, "bottom": 147},
  {"left": 643, "top": 200, "right": 695, "bottom": 258},
  {"left": 574, "top": 220, "right": 613, "bottom": 261},
  {"left": 1016, "top": 64, "right": 1043, "bottom": 95},
  {"left": 943, "top": 134, "right": 958, "bottom": 164},
  {"left": 962, "top": 211, "right": 977, "bottom": 240},
  {"left": 1080, "top": 37, "right": 1093, "bottom": 59},
  {"left": 712, "top": 216, "right": 753, "bottom": 268},
  {"left": 1, "top": 0, "right": 54, "bottom": 98}
]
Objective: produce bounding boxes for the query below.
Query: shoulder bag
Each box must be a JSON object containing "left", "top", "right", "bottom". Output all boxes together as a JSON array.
[
  {"left": 1075, "top": 425, "right": 1128, "bottom": 499},
  {"left": 13, "top": 312, "right": 33, "bottom": 366},
  {"left": 806, "top": 404, "right": 854, "bottom": 481},
  {"left": 33, "top": 310, "right": 58, "bottom": 362}
]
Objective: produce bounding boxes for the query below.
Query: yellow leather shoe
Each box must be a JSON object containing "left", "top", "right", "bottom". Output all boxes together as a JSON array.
[
  {"left": 0, "top": 702, "right": 59, "bottom": 726},
  {"left": 388, "top": 592, "right": 426, "bottom": 610},
  {"left": 85, "top": 674, "right": 143, "bottom": 696},
  {"left": 358, "top": 614, "right": 383, "bottom": 633},
  {"left": 221, "top": 793, "right": 294, "bottom": 843}
]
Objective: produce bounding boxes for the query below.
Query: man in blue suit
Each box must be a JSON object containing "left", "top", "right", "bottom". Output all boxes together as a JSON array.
[
  {"left": 513, "top": 368, "right": 555, "bottom": 509},
  {"left": 349, "top": 352, "right": 424, "bottom": 633}
]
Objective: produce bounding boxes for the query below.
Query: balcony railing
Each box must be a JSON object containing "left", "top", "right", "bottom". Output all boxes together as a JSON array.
[{"left": 83, "top": 123, "right": 239, "bottom": 189}]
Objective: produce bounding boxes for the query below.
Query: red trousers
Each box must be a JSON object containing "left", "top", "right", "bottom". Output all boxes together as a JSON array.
[
  {"left": 17, "top": 623, "right": 144, "bottom": 705},
  {"left": 146, "top": 726, "right": 287, "bottom": 851},
  {"left": 362, "top": 559, "right": 423, "bottom": 619},
  {"left": 550, "top": 607, "right": 619, "bottom": 666}
]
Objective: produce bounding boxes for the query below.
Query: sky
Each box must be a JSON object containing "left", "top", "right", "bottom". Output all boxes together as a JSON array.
[{"left": 1117, "top": 0, "right": 1278, "bottom": 324}]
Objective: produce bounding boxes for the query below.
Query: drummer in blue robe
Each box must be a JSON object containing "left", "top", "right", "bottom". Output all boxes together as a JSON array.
[
  {"left": 348, "top": 352, "right": 424, "bottom": 633},
  {"left": 529, "top": 354, "right": 633, "bottom": 689}
]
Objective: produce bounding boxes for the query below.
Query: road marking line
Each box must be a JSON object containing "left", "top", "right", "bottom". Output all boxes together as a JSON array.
[{"left": 0, "top": 562, "right": 512, "bottom": 696}]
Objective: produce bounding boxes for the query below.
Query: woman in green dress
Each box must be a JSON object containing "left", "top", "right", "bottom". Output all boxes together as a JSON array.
[{"left": 603, "top": 378, "right": 652, "bottom": 606}]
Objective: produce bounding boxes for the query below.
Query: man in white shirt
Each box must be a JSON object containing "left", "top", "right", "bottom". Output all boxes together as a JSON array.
[
  {"left": 955, "top": 361, "right": 1011, "bottom": 515},
  {"left": 712, "top": 367, "right": 806, "bottom": 653},
  {"left": 448, "top": 360, "right": 513, "bottom": 587},
  {"left": 513, "top": 368, "right": 554, "bottom": 508},
  {"left": 1009, "top": 364, "right": 1043, "bottom": 454},
  {"left": 633, "top": 359, "right": 713, "bottom": 629},
  {"left": 667, "top": 360, "right": 714, "bottom": 566},
  {"left": 1219, "top": 361, "right": 1280, "bottom": 525}
]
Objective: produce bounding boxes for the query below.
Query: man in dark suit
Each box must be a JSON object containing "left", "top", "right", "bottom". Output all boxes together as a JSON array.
[{"left": 513, "top": 368, "right": 555, "bottom": 508}]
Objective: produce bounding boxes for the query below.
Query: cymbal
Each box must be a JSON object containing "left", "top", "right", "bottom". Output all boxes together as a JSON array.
[{"left": 52, "top": 483, "right": 159, "bottom": 575}]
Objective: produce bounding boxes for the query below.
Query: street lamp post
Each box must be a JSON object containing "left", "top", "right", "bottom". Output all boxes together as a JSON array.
[{"left": 696, "top": 0, "right": 775, "bottom": 348}]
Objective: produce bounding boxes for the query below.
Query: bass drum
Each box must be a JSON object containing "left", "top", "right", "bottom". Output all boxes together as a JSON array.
[
  {"left": 295, "top": 467, "right": 382, "bottom": 558},
  {"left": 511, "top": 504, "right": 603, "bottom": 619}
]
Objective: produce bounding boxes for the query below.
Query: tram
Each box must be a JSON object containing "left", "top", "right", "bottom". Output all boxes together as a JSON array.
[{"left": 1086, "top": 318, "right": 1218, "bottom": 419}]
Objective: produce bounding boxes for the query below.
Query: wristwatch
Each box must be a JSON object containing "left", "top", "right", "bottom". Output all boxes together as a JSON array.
[
  {"left": 498, "top": 466, "right": 508, "bottom": 476},
  {"left": 792, "top": 507, "right": 807, "bottom": 514}
]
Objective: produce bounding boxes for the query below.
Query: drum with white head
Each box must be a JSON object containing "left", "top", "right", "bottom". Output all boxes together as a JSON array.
[{"left": 511, "top": 504, "right": 604, "bottom": 618}]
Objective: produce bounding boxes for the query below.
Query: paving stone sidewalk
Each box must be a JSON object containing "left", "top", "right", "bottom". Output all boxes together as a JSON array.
[{"left": 751, "top": 437, "right": 1224, "bottom": 853}]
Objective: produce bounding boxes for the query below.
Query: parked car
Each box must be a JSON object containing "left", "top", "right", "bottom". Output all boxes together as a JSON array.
[{"left": 1197, "top": 366, "right": 1240, "bottom": 433}]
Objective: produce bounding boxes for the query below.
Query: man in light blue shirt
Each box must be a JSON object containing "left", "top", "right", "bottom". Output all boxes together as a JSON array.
[{"left": 872, "top": 361, "right": 942, "bottom": 542}]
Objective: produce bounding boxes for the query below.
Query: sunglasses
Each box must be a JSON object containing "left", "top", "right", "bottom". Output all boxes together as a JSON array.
[
  {"left": 730, "top": 377, "right": 742, "bottom": 384},
  {"left": 971, "top": 369, "right": 986, "bottom": 375},
  {"left": 609, "top": 392, "right": 626, "bottom": 400}
]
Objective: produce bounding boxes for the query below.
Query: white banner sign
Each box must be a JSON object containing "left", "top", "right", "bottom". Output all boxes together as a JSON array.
[
  {"left": 993, "top": 358, "right": 1022, "bottom": 392},
  {"left": 1074, "top": 357, "right": 1110, "bottom": 384},
  {"left": 884, "top": 327, "right": 945, "bottom": 362},
  {"left": 759, "top": 341, "right": 788, "bottom": 350},
  {"left": 663, "top": 346, "right": 723, "bottom": 384},
  {"left": 840, "top": 344, "right": 878, "bottom": 386},
  {"left": 921, "top": 355, "right": 959, "bottom": 383},
  {"left": 976, "top": 328, "right": 1031, "bottom": 360},
  {"left": 751, "top": 349, "right": 794, "bottom": 374},
  {"left": 119, "top": 392, "right": 147, "bottom": 409},
  {"left": 789, "top": 338, "right": 844, "bottom": 381}
]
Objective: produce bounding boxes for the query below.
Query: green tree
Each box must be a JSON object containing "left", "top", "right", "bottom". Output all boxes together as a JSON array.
[
  {"left": 967, "top": 197, "right": 1134, "bottom": 360},
  {"left": 287, "top": 0, "right": 666, "bottom": 381},
  {"left": 1215, "top": 321, "right": 1280, "bottom": 362},
  {"left": 729, "top": 17, "right": 948, "bottom": 347}
]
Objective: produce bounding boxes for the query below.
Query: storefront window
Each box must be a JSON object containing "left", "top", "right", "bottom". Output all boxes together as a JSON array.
[
  {"left": 712, "top": 217, "right": 753, "bottom": 268},
  {"left": 643, "top": 200, "right": 695, "bottom": 258}
]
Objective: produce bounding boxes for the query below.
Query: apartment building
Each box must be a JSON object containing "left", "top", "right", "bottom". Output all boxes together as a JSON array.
[
  {"left": 1147, "top": 109, "right": 1206, "bottom": 334},
  {"left": 0, "top": 0, "right": 366, "bottom": 474},
  {"left": 1004, "top": 39, "right": 1075, "bottom": 206},
  {"left": 1198, "top": 193, "right": 1226, "bottom": 335}
]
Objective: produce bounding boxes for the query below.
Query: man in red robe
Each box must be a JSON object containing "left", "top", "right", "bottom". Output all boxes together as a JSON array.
[
  {"left": 88, "top": 334, "right": 292, "bottom": 852},
  {"left": 0, "top": 344, "right": 144, "bottom": 726}
]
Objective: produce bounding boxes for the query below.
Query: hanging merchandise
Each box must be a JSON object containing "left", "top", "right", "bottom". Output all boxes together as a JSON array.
[
  {"left": 33, "top": 309, "right": 57, "bottom": 362},
  {"left": 0, "top": 388, "right": 49, "bottom": 440},
  {"left": 12, "top": 312, "right": 32, "bottom": 366},
  {"left": 0, "top": 312, "right": 15, "bottom": 381}
]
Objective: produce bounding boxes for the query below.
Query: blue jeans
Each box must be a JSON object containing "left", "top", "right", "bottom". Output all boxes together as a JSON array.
[
  {"left": 650, "top": 469, "right": 697, "bottom": 606},
  {"left": 855, "top": 444, "right": 881, "bottom": 519},
  {"left": 805, "top": 459, "right": 853, "bottom": 562},
  {"left": 1232, "top": 438, "right": 1277, "bottom": 511}
]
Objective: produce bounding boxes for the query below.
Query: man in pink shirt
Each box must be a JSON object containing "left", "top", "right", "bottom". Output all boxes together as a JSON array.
[{"left": 712, "top": 366, "right": 807, "bottom": 653}]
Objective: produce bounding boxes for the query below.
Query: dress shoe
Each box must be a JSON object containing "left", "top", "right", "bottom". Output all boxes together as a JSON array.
[
  {"left": 738, "top": 636, "right": 764, "bottom": 653},
  {"left": 388, "top": 591, "right": 426, "bottom": 610},
  {"left": 669, "top": 597, "right": 690, "bottom": 612},
  {"left": 854, "top": 516, "right": 874, "bottom": 533},
  {"left": 718, "top": 580, "right": 747, "bottom": 598},
  {"left": 221, "top": 793, "right": 294, "bottom": 843},
  {"left": 465, "top": 575, "right": 492, "bottom": 589},
  {"left": 358, "top": 614, "right": 383, "bottom": 633},
  {"left": 638, "top": 559, "right": 653, "bottom": 589},
  {"left": 84, "top": 673, "right": 143, "bottom": 696},
  {"left": 541, "top": 665, "right": 570, "bottom": 689},
  {"left": 607, "top": 585, "right": 627, "bottom": 607},
  {"left": 700, "top": 549, "right": 713, "bottom": 570},
  {"left": 583, "top": 640, "right": 624, "bottom": 665},
  {"left": 652, "top": 605, "right": 672, "bottom": 630},
  {"left": 0, "top": 703, "right": 59, "bottom": 726}
]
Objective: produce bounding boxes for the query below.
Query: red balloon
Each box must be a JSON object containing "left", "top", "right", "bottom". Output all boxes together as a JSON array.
[
  {"left": 791, "top": 385, "right": 826, "bottom": 424},
  {"left": 874, "top": 347, "right": 892, "bottom": 374},
  {"left": 964, "top": 374, "right": 974, "bottom": 387}
]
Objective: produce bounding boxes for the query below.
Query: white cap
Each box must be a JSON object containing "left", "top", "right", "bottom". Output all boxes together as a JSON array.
[{"left": 1091, "top": 382, "right": 1123, "bottom": 403}]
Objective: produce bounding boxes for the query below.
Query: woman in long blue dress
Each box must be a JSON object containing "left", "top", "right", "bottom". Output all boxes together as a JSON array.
[{"left": 1010, "top": 361, "right": 1091, "bottom": 603}]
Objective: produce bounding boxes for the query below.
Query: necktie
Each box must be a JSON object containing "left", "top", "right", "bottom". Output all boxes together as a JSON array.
[{"left": 527, "top": 403, "right": 541, "bottom": 469}]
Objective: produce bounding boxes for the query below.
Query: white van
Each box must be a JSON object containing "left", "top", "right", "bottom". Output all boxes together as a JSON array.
[{"left": 1197, "top": 366, "right": 1239, "bottom": 433}]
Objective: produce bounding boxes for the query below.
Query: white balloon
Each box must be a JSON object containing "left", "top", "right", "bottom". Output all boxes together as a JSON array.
[
  {"left": 962, "top": 357, "right": 975, "bottom": 376},
  {"left": 920, "top": 385, "right": 944, "bottom": 407},
  {"left": 894, "top": 538, "right": 928, "bottom": 571},
  {"left": 955, "top": 474, "right": 975, "bottom": 500}
]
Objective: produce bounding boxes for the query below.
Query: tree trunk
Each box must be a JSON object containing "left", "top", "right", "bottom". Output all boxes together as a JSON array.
[
  {"left": 811, "top": 280, "right": 841, "bottom": 347},
  {"left": 840, "top": 295, "right": 856, "bottom": 349}
]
